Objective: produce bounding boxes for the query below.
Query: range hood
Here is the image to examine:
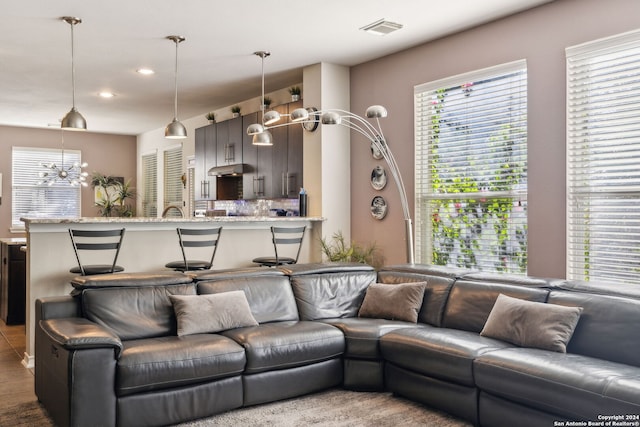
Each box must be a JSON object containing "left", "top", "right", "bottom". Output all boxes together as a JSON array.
[{"left": 208, "top": 164, "right": 247, "bottom": 176}]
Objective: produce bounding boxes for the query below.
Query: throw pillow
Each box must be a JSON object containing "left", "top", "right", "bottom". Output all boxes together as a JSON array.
[
  {"left": 358, "top": 282, "right": 427, "bottom": 323},
  {"left": 480, "top": 293, "right": 583, "bottom": 353},
  {"left": 170, "top": 291, "right": 258, "bottom": 336}
]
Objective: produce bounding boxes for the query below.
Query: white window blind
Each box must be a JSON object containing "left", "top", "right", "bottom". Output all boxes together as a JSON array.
[
  {"left": 566, "top": 30, "right": 640, "bottom": 284},
  {"left": 12, "top": 147, "right": 82, "bottom": 227},
  {"left": 163, "top": 145, "right": 183, "bottom": 217},
  {"left": 141, "top": 152, "right": 157, "bottom": 217},
  {"left": 415, "top": 60, "right": 528, "bottom": 273}
]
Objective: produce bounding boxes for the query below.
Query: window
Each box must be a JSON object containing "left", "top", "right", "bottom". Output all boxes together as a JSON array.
[
  {"left": 566, "top": 30, "right": 640, "bottom": 285},
  {"left": 141, "top": 152, "right": 157, "bottom": 217},
  {"left": 12, "top": 147, "right": 82, "bottom": 227},
  {"left": 163, "top": 145, "right": 183, "bottom": 217},
  {"left": 414, "top": 60, "right": 528, "bottom": 273}
]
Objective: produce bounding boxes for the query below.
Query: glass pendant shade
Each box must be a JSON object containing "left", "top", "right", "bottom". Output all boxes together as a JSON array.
[{"left": 165, "top": 118, "right": 187, "bottom": 139}]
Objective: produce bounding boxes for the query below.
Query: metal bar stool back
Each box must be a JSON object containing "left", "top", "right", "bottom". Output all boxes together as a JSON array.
[
  {"left": 252, "top": 225, "right": 306, "bottom": 267},
  {"left": 165, "top": 227, "right": 223, "bottom": 272},
  {"left": 69, "top": 228, "right": 126, "bottom": 276}
]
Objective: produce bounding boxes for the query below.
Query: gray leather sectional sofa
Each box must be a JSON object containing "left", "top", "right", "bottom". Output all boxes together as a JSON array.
[{"left": 35, "top": 263, "right": 640, "bottom": 426}]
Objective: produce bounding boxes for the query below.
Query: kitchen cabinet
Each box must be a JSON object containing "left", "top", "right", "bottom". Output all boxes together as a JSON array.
[
  {"left": 216, "top": 116, "right": 243, "bottom": 166},
  {"left": 242, "top": 112, "right": 262, "bottom": 199},
  {"left": 1, "top": 239, "right": 26, "bottom": 325},
  {"left": 201, "top": 101, "right": 303, "bottom": 200},
  {"left": 194, "top": 123, "right": 217, "bottom": 200}
]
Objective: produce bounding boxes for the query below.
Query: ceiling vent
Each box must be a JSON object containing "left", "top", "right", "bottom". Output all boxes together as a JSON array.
[{"left": 360, "top": 19, "right": 403, "bottom": 36}]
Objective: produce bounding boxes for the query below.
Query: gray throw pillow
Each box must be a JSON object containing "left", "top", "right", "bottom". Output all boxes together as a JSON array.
[
  {"left": 480, "top": 293, "right": 583, "bottom": 353},
  {"left": 358, "top": 282, "right": 427, "bottom": 323},
  {"left": 170, "top": 291, "right": 258, "bottom": 336}
]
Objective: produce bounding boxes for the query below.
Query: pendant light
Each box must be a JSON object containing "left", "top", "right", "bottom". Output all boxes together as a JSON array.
[
  {"left": 60, "top": 17, "right": 86, "bottom": 131},
  {"left": 165, "top": 35, "right": 187, "bottom": 139},
  {"left": 252, "top": 51, "right": 273, "bottom": 146}
]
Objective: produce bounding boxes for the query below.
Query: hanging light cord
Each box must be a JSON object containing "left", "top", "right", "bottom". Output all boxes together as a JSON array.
[
  {"left": 69, "top": 21, "right": 76, "bottom": 109},
  {"left": 173, "top": 38, "right": 179, "bottom": 120}
]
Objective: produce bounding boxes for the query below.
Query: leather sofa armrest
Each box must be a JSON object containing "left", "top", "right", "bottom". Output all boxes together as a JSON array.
[{"left": 40, "top": 318, "right": 123, "bottom": 358}]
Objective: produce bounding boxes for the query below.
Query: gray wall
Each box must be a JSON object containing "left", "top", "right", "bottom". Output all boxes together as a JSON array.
[{"left": 349, "top": 0, "right": 640, "bottom": 277}]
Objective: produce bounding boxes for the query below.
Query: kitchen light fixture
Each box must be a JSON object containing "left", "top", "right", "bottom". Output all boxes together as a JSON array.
[
  {"left": 248, "top": 51, "right": 273, "bottom": 146},
  {"left": 165, "top": 35, "right": 187, "bottom": 139},
  {"left": 60, "top": 17, "right": 87, "bottom": 131},
  {"left": 250, "top": 105, "right": 415, "bottom": 264},
  {"left": 37, "top": 130, "right": 89, "bottom": 187}
]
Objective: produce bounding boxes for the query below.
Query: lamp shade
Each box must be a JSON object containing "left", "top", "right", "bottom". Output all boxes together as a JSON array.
[
  {"left": 290, "top": 108, "right": 309, "bottom": 122},
  {"left": 366, "top": 105, "right": 388, "bottom": 118},
  {"left": 321, "top": 111, "right": 341, "bottom": 125},
  {"left": 61, "top": 107, "right": 87, "bottom": 131},
  {"left": 252, "top": 130, "right": 273, "bottom": 146},
  {"left": 247, "top": 123, "right": 265, "bottom": 136},
  {"left": 165, "top": 118, "right": 187, "bottom": 139},
  {"left": 263, "top": 110, "right": 281, "bottom": 125}
]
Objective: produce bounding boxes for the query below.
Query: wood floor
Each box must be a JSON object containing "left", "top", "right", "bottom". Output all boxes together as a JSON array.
[{"left": 0, "top": 320, "right": 43, "bottom": 420}]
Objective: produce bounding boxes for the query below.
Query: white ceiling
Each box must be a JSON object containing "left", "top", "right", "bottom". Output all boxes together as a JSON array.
[{"left": 1, "top": 0, "right": 553, "bottom": 136}]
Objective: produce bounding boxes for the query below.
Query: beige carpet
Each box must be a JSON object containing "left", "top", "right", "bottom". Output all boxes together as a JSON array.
[
  {"left": 176, "top": 389, "right": 472, "bottom": 427},
  {"left": 4, "top": 388, "right": 471, "bottom": 426}
]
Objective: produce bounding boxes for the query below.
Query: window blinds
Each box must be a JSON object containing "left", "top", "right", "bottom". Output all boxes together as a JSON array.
[
  {"left": 11, "top": 147, "right": 82, "bottom": 227},
  {"left": 414, "top": 60, "right": 528, "bottom": 273},
  {"left": 566, "top": 30, "right": 640, "bottom": 284},
  {"left": 141, "top": 152, "right": 157, "bottom": 217},
  {"left": 163, "top": 146, "right": 183, "bottom": 217}
]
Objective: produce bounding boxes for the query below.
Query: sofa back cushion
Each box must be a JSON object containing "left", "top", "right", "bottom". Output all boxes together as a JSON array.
[
  {"left": 442, "top": 279, "right": 549, "bottom": 333},
  {"left": 197, "top": 275, "right": 298, "bottom": 323},
  {"left": 290, "top": 271, "right": 377, "bottom": 320},
  {"left": 548, "top": 290, "right": 640, "bottom": 367},
  {"left": 81, "top": 284, "right": 196, "bottom": 340},
  {"left": 377, "top": 270, "right": 455, "bottom": 326}
]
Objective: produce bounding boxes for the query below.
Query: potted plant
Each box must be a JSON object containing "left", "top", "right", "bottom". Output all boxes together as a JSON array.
[
  {"left": 91, "top": 172, "right": 136, "bottom": 217},
  {"left": 319, "top": 231, "right": 381, "bottom": 269},
  {"left": 289, "top": 86, "right": 301, "bottom": 102},
  {"left": 263, "top": 96, "right": 272, "bottom": 110},
  {"left": 205, "top": 112, "right": 216, "bottom": 123},
  {"left": 231, "top": 105, "right": 241, "bottom": 118}
]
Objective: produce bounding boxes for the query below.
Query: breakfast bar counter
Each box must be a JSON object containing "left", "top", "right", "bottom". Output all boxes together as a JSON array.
[{"left": 21, "top": 216, "right": 324, "bottom": 366}]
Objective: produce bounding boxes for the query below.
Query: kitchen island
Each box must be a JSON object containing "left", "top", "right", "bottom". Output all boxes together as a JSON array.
[{"left": 21, "top": 216, "right": 324, "bottom": 367}]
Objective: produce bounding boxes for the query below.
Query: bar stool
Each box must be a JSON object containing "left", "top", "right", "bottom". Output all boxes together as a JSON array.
[
  {"left": 69, "top": 228, "right": 126, "bottom": 276},
  {"left": 252, "top": 226, "right": 306, "bottom": 267},
  {"left": 165, "top": 227, "right": 223, "bottom": 272}
]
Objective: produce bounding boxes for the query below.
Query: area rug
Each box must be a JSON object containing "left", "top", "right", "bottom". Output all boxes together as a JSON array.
[
  {"left": 5, "top": 389, "right": 471, "bottom": 426},
  {"left": 0, "top": 400, "right": 55, "bottom": 426},
  {"left": 176, "top": 389, "right": 472, "bottom": 427}
]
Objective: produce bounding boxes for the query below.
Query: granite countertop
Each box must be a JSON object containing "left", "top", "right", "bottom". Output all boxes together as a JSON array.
[{"left": 21, "top": 216, "right": 325, "bottom": 224}]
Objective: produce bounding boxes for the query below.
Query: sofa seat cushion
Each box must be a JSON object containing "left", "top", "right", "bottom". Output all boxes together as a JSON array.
[
  {"left": 474, "top": 348, "right": 640, "bottom": 420},
  {"left": 322, "top": 318, "right": 420, "bottom": 359},
  {"left": 380, "top": 326, "right": 513, "bottom": 386},
  {"left": 221, "top": 321, "right": 344, "bottom": 374},
  {"left": 116, "top": 334, "right": 246, "bottom": 396}
]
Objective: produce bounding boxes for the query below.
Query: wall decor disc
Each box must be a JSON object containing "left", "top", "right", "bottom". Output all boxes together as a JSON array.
[
  {"left": 370, "top": 135, "right": 386, "bottom": 160},
  {"left": 371, "top": 165, "right": 387, "bottom": 190},
  {"left": 371, "top": 196, "right": 388, "bottom": 220}
]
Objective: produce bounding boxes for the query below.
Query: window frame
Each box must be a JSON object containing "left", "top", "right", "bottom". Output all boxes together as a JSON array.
[
  {"left": 414, "top": 60, "right": 528, "bottom": 273},
  {"left": 11, "top": 146, "right": 83, "bottom": 229}
]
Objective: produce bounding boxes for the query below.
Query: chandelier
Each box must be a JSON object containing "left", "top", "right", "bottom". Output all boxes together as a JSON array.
[{"left": 37, "top": 130, "right": 89, "bottom": 186}]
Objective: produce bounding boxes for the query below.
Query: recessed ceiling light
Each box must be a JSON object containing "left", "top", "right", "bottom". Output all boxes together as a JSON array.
[
  {"left": 98, "top": 91, "right": 116, "bottom": 98},
  {"left": 137, "top": 68, "right": 155, "bottom": 75},
  {"left": 360, "top": 19, "right": 403, "bottom": 36}
]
